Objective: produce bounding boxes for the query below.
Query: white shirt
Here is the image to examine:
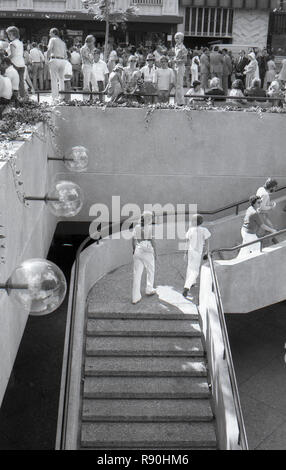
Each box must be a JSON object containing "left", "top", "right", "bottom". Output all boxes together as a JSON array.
[
  {"left": 8, "top": 39, "right": 25, "bottom": 68},
  {"left": 156, "top": 68, "right": 174, "bottom": 91},
  {"left": 140, "top": 65, "right": 157, "bottom": 83},
  {"left": 133, "top": 224, "right": 154, "bottom": 251},
  {"left": 70, "top": 51, "right": 81, "bottom": 65},
  {"left": 186, "top": 226, "right": 211, "bottom": 254},
  {"left": 4, "top": 65, "right": 19, "bottom": 91},
  {"left": 47, "top": 37, "right": 66, "bottom": 59},
  {"left": 0, "top": 75, "right": 13, "bottom": 100},
  {"left": 92, "top": 59, "right": 109, "bottom": 82},
  {"left": 29, "top": 47, "right": 44, "bottom": 63},
  {"left": 256, "top": 186, "right": 276, "bottom": 211}
]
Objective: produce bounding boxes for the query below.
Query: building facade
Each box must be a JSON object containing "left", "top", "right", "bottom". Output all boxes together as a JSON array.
[
  {"left": 0, "top": 0, "right": 183, "bottom": 47},
  {"left": 178, "top": 0, "right": 282, "bottom": 51}
]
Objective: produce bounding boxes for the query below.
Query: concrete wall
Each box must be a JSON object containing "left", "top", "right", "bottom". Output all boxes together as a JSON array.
[
  {"left": 215, "top": 238, "right": 286, "bottom": 313},
  {"left": 0, "top": 126, "right": 60, "bottom": 407},
  {"left": 55, "top": 107, "right": 286, "bottom": 222}
]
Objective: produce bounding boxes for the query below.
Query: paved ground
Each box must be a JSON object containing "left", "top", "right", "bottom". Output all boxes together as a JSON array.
[
  {"left": 88, "top": 251, "right": 199, "bottom": 315},
  {"left": 0, "top": 246, "right": 286, "bottom": 450}
]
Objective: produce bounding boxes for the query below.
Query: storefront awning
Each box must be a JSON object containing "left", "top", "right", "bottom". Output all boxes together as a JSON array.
[
  {"left": 0, "top": 10, "right": 183, "bottom": 24},
  {"left": 128, "top": 15, "right": 184, "bottom": 24},
  {"left": 181, "top": 0, "right": 277, "bottom": 9}
]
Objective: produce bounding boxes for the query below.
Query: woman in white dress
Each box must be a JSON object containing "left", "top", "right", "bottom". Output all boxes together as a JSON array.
[{"left": 244, "top": 52, "right": 259, "bottom": 89}]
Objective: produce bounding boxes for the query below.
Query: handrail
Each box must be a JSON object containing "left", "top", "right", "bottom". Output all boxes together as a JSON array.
[
  {"left": 211, "top": 227, "right": 286, "bottom": 255},
  {"left": 35, "top": 89, "right": 286, "bottom": 106},
  {"left": 169, "top": 185, "right": 286, "bottom": 218},
  {"left": 58, "top": 218, "right": 134, "bottom": 449},
  {"left": 208, "top": 249, "right": 249, "bottom": 450}
]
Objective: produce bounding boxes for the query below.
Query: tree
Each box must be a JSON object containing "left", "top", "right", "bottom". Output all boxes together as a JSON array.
[{"left": 82, "top": 0, "right": 138, "bottom": 60}]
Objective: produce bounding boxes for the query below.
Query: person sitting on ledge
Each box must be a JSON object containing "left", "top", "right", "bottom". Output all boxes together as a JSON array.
[
  {"left": 227, "top": 79, "right": 246, "bottom": 105},
  {"left": 204, "top": 77, "right": 225, "bottom": 102},
  {"left": 267, "top": 80, "right": 284, "bottom": 107},
  {"left": 186, "top": 80, "right": 204, "bottom": 104},
  {"left": 244, "top": 78, "right": 266, "bottom": 103}
]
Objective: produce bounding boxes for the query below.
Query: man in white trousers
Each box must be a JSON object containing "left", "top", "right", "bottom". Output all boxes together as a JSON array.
[
  {"left": 47, "top": 28, "right": 67, "bottom": 103},
  {"left": 183, "top": 214, "right": 211, "bottom": 298},
  {"left": 132, "top": 211, "right": 157, "bottom": 305}
]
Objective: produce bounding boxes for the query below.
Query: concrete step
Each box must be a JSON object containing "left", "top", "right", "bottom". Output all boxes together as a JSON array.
[
  {"left": 88, "top": 311, "right": 199, "bottom": 321},
  {"left": 86, "top": 336, "right": 204, "bottom": 357},
  {"left": 84, "top": 356, "right": 207, "bottom": 377},
  {"left": 86, "top": 319, "right": 201, "bottom": 337},
  {"left": 82, "top": 398, "right": 214, "bottom": 422},
  {"left": 83, "top": 376, "right": 210, "bottom": 399},
  {"left": 80, "top": 421, "right": 217, "bottom": 449}
]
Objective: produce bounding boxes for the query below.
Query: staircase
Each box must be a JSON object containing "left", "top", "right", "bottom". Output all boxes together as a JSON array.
[{"left": 79, "top": 308, "right": 217, "bottom": 450}]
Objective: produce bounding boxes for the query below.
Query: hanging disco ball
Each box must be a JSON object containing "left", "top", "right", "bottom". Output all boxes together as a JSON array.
[
  {"left": 8, "top": 258, "right": 67, "bottom": 316},
  {"left": 64, "top": 146, "right": 89, "bottom": 172},
  {"left": 47, "top": 180, "right": 84, "bottom": 217}
]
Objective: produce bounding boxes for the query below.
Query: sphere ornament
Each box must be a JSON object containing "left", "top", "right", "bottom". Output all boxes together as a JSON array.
[
  {"left": 7, "top": 259, "right": 67, "bottom": 316},
  {"left": 65, "top": 146, "right": 89, "bottom": 172},
  {"left": 47, "top": 180, "right": 83, "bottom": 217}
]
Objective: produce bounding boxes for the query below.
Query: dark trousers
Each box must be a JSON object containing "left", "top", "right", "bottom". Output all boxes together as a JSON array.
[
  {"left": 12, "top": 64, "right": 25, "bottom": 98},
  {"left": 97, "top": 80, "right": 104, "bottom": 102}
]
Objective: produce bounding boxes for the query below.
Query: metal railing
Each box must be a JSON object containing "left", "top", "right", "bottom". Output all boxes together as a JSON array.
[
  {"left": 208, "top": 248, "right": 249, "bottom": 450},
  {"left": 170, "top": 185, "right": 286, "bottom": 218},
  {"left": 35, "top": 89, "right": 286, "bottom": 106},
  {"left": 207, "top": 226, "right": 286, "bottom": 450},
  {"left": 57, "top": 190, "right": 286, "bottom": 449},
  {"left": 211, "top": 227, "right": 286, "bottom": 256}
]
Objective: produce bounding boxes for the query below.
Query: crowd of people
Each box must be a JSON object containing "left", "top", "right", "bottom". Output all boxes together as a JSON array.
[
  {"left": 132, "top": 177, "right": 280, "bottom": 304},
  {"left": 1, "top": 26, "right": 286, "bottom": 109}
]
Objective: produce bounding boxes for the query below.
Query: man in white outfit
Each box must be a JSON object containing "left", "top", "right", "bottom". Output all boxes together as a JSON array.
[
  {"left": 80, "top": 35, "right": 95, "bottom": 98},
  {"left": 132, "top": 211, "right": 157, "bottom": 304},
  {"left": 47, "top": 28, "right": 67, "bottom": 102},
  {"left": 183, "top": 214, "right": 211, "bottom": 298}
]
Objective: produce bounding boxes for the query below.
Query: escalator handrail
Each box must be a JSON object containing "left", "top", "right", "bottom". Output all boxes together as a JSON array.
[{"left": 208, "top": 250, "right": 249, "bottom": 450}]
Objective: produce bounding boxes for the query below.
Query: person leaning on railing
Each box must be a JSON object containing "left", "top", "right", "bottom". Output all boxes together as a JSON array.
[
  {"left": 244, "top": 78, "right": 266, "bottom": 103},
  {"left": 205, "top": 77, "right": 225, "bottom": 102},
  {"left": 237, "top": 195, "right": 276, "bottom": 259}
]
